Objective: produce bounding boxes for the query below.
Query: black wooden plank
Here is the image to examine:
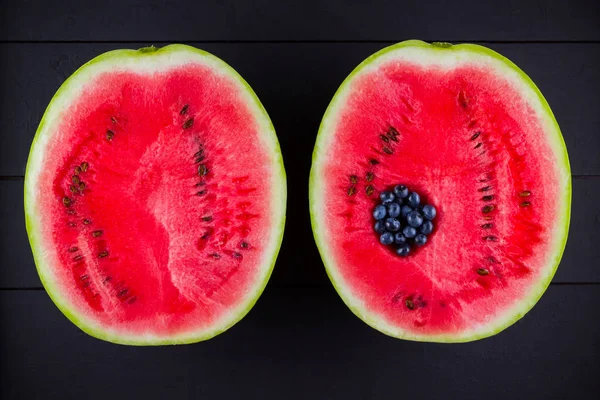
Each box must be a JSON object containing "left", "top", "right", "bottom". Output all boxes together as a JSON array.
[
  {"left": 0, "top": 0, "right": 599, "bottom": 42},
  {"left": 1, "top": 42, "right": 599, "bottom": 179},
  {"left": 0, "top": 286, "right": 598, "bottom": 399},
  {"left": 2, "top": 178, "right": 599, "bottom": 288}
]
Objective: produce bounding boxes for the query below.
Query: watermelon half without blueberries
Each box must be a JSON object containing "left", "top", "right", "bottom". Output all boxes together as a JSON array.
[
  {"left": 310, "top": 40, "right": 571, "bottom": 342},
  {"left": 25, "top": 45, "right": 286, "bottom": 345}
]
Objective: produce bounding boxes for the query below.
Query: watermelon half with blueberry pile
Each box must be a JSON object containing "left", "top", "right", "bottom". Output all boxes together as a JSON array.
[
  {"left": 25, "top": 45, "right": 286, "bottom": 345},
  {"left": 310, "top": 40, "right": 571, "bottom": 342}
]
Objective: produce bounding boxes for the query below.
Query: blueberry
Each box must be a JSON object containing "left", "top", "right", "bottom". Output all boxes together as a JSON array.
[
  {"left": 380, "top": 232, "right": 394, "bottom": 245},
  {"left": 414, "top": 234, "right": 427, "bottom": 246},
  {"left": 380, "top": 191, "right": 395, "bottom": 204},
  {"left": 420, "top": 220, "right": 433, "bottom": 235},
  {"left": 394, "top": 233, "right": 407, "bottom": 245},
  {"left": 387, "top": 202, "right": 401, "bottom": 218},
  {"left": 384, "top": 217, "right": 401, "bottom": 232},
  {"left": 401, "top": 205, "right": 413, "bottom": 218},
  {"left": 407, "top": 192, "right": 420, "bottom": 208},
  {"left": 422, "top": 204, "right": 437, "bottom": 220},
  {"left": 373, "top": 205, "right": 387, "bottom": 220},
  {"left": 396, "top": 244, "right": 410, "bottom": 257},
  {"left": 374, "top": 220, "right": 386, "bottom": 233},
  {"left": 407, "top": 211, "right": 423, "bottom": 228},
  {"left": 403, "top": 225, "right": 417, "bottom": 238},
  {"left": 393, "top": 185, "right": 409, "bottom": 199}
]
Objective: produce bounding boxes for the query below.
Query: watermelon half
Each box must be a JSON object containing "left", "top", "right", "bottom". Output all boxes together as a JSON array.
[
  {"left": 309, "top": 40, "right": 571, "bottom": 342},
  {"left": 25, "top": 45, "right": 286, "bottom": 345}
]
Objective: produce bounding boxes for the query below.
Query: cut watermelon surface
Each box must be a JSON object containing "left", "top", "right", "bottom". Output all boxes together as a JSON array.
[
  {"left": 310, "top": 41, "right": 571, "bottom": 342},
  {"left": 25, "top": 45, "right": 286, "bottom": 345}
]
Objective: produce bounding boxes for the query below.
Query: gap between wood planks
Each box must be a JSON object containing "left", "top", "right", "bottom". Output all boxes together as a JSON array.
[
  {"left": 0, "top": 40, "right": 600, "bottom": 44},
  {"left": 0, "top": 282, "right": 599, "bottom": 291},
  {"left": 2, "top": 175, "right": 599, "bottom": 181}
]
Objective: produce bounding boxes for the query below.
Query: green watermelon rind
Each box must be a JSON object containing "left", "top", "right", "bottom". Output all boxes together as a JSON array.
[
  {"left": 24, "top": 44, "right": 287, "bottom": 345},
  {"left": 309, "top": 40, "right": 571, "bottom": 343}
]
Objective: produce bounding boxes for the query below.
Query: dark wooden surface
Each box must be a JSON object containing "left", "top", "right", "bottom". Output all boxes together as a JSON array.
[{"left": 0, "top": 1, "right": 598, "bottom": 399}]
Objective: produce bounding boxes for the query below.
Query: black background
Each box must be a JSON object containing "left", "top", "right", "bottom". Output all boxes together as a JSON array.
[{"left": 1, "top": 1, "right": 599, "bottom": 399}]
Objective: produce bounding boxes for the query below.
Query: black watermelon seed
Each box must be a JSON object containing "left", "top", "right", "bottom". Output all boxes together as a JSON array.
[
  {"left": 470, "top": 131, "right": 481, "bottom": 141},
  {"left": 183, "top": 118, "right": 194, "bottom": 129},
  {"left": 482, "top": 205, "right": 495, "bottom": 213}
]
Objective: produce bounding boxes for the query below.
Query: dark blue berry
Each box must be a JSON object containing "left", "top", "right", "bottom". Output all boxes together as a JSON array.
[
  {"left": 407, "top": 192, "right": 420, "bottom": 208},
  {"left": 407, "top": 211, "right": 423, "bottom": 228},
  {"left": 387, "top": 202, "right": 401, "bottom": 218},
  {"left": 394, "top": 185, "right": 409, "bottom": 199},
  {"left": 403, "top": 225, "right": 417, "bottom": 238},
  {"left": 422, "top": 204, "right": 437, "bottom": 220},
  {"left": 380, "top": 232, "right": 394, "bottom": 245},
  {"left": 401, "top": 205, "right": 413, "bottom": 218},
  {"left": 420, "top": 220, "right": 433, "bottom": 235},
  {"left": 380, "top": 191, "right": 395, "bottom": 204},
  {"left": 394, "top": 233, "right": 407, "bottom": 245},
  {"left": 396, "top": 244, "right": 410, "bottom": 257},
  {"left": 374, "top": 220, "right": 386, "bottom": 233},
  {"left": 384, "top": 218, "right": 401, "bottom": 232},
  {"left": 414, "top": 234, "right": 427, "bottom": 246},
  {"left": 373, "top": 205, "right": 386, "bottom": 220}
]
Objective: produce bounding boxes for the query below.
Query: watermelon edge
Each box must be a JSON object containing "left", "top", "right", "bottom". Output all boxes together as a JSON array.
[
  {"left": 308, "top": 39, "right": 571, "bottom": 343},
  {"left": 24, "top": 44, "right": 287, "bottom": 345}
]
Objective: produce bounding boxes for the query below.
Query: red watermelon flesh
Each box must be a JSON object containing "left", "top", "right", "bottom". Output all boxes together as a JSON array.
[
  {"left": 310, "top": 41, "right": 571, "bottom": 342},
  {"left": 25, "top": 45, "right": 286, "bottom": 345}
]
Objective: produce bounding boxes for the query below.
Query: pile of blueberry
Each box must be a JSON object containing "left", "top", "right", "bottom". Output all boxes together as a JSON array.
[{"left": 373, "top": 185, "right": 437, "bottom": 257}]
